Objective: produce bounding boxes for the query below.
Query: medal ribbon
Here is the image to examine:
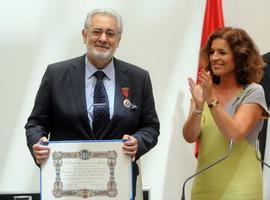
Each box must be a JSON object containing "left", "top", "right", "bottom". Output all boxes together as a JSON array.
[{"left": 121, "top": 87, "right": 129, "bottom": 99}]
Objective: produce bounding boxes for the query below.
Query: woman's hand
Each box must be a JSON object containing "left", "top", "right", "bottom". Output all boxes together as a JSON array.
[
  {"left": 188, "top": 77, "right": 205, "bottom": 110},
  {"left": 200, "top": 71, "right": 216, "bottom": 103}
]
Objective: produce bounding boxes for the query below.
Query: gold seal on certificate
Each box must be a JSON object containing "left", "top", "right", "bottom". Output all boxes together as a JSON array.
[{"left": 41, "top": 140, "right": 132, "bottom": 199}]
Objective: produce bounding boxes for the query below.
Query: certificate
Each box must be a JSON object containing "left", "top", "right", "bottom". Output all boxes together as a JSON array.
[{"left": 41, "top": 140, "right": 132, "bottom": 200}]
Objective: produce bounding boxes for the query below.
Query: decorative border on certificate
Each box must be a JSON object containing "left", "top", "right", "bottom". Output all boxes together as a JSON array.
[
  {"left": 41, "top": 140, "right": 132, "bottom": 200},
  {"left": 52, "top": 150, "right": 118, "bottom": 198}
]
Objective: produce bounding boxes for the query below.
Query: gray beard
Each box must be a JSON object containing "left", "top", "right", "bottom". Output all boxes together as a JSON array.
[{"left": 91, "top": 48, "right": 114, "bottom": 62}]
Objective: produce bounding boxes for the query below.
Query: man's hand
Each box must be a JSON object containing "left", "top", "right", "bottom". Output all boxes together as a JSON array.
[
  {"left": 122, "top": 134, "right": 138, "bottom": 161},
  {"left": 32, "top": 137, "right": 50, "bottom": 165}
]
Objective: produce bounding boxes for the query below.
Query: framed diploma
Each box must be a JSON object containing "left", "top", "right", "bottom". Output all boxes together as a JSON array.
[{"left": 40, "top": 140, "right": 132, "bottom": 200}]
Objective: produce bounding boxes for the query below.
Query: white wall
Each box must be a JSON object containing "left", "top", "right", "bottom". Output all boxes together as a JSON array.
[{"left": 0, "top": 1, "right": 269, "bottom": 200}]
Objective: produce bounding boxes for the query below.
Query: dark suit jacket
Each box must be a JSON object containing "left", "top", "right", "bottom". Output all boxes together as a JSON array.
[
  {"left": 259, "top": 52, "right": 270, "bottom": 163},
  {"left": 25, "top": 55, "right": 160, "bottom": 166},
  {"left": 261, "top": 52, "right": 270, "bottom": 107}
]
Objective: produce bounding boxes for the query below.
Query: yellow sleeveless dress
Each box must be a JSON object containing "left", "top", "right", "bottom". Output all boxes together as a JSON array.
[{"left": 191, "top": 83, "right": 268, "bottom": 200}]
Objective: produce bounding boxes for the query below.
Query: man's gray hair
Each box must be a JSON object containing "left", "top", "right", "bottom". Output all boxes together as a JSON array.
[{"left": 84, "top": 8, "right": 123, "bottom": 34}]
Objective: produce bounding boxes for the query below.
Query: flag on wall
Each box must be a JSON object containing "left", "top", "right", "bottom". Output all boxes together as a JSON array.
[{"left": 195, "top": 0, "right": 224, "bottom": 157}]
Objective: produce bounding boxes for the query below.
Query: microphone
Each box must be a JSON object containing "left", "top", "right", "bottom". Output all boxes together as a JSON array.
[
  {"left": 181, "top": 139, "right": 234, "bottom": 200},
  {"left": 255, "top": 139, "right": 270, "bottom": 168}
]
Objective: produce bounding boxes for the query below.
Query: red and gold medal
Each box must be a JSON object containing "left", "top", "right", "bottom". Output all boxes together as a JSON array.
[{"left": 122, "top": 87, "right": 131, "bottom": 108}]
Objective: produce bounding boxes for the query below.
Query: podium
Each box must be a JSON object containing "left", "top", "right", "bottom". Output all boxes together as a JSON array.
[{"left": 0, "top": 193, "right": 39, "bottom": 200}]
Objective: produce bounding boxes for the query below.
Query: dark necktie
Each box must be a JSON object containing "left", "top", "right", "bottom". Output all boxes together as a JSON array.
[{"left": 92, "top": 71, "right": 110, "bottom": 135}]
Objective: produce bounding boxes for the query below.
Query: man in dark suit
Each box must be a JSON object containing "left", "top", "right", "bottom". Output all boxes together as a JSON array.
[
  {"left": 259, "top": 52, "right": 270, "bottom": 165},
  {"left": 25, "top": 8, "right": 160, "bottom": 198}
]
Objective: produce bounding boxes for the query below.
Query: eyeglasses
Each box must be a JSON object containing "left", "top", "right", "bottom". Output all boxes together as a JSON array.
[{"left": 86, "top": 28, "right": 119, "bottom": 39}]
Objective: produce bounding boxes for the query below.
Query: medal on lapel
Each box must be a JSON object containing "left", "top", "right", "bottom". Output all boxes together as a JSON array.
[{"left": 122, "top": 87, "right": 131, "bottom": 108}]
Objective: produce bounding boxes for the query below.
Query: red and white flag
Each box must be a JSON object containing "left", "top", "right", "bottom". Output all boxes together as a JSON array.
[{"left": 195, "top": 0, "right": 224, "bottom": 157}]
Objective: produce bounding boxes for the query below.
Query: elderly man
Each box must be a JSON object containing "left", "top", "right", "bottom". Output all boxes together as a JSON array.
[{"left": 25, "top": 8, "right": 160, "bottom": 198}]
